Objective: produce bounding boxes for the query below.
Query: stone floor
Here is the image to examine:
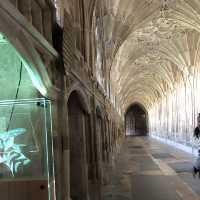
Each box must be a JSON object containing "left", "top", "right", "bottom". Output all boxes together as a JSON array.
[{"left": 102, "top": 136, "right": 200, "bottom": 200}]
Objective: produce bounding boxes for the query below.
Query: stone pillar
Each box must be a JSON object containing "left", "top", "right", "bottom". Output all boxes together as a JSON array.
[{"left": 69, "top": 112, "right": 89, "bottom": 200}]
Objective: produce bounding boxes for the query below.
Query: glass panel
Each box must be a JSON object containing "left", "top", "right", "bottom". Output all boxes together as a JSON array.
[{"left": 0, "top": 98, "right": 55, "bottom": 200}]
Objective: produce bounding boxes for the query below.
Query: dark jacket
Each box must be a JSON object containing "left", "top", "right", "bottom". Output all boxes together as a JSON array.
[{"left": 194, "top": 126, "right": 200, "bottom": 139}]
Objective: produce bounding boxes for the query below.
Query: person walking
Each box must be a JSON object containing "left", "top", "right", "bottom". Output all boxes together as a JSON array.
[
  {"left": 193, "top": 113, "right": 200, "bottom": 178},
  {"left": 194, "top": 113, "right": 200, "bottom": 139}
]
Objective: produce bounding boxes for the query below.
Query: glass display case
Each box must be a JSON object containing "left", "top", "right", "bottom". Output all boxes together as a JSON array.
[{"left": 0, "top": 98, "right": 55, "bottom": 200}]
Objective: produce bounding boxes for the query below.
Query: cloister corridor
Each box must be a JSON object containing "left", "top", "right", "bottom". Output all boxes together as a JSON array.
[
  {"left": 3, "top": 1, "right": 200, "bottom": 200},
  {"left": 102, "top": 136, "right": 199, "bottom": 200}
]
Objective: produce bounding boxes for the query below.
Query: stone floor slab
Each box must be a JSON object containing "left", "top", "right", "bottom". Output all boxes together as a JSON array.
[{"left": 102, "top": 137, "right": 200, "bottom": 200}]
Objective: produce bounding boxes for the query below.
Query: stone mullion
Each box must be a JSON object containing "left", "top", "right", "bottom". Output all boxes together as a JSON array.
[
  {"left": 31, "top": 0, "right": 43, "bottom": 34},
  {"left": 99, "top": 2, "right": 107, "bottom": 91},
  {"left": 90, "top": 25, "right": 96, "bottom": 77},
  {"left": 42, "top": 9, "right": 53, "bottom": 43},
  {"left": 17, "top": 0, "right": 32, "bottom": 22},
  {"left": 108, "top": 120, "right": 112, "bottom": 155},
  {"left": 79, "top": 0, "right": 86, "bottom": 61},
  {"left": 91, "top": 94, "right": 99, "bottom": 182},
  {"left": 86, "top": 28, "right": 93, "bottom": 75},
  {"left": 73, "top": 0, "right": 82, "bottom": 56}
]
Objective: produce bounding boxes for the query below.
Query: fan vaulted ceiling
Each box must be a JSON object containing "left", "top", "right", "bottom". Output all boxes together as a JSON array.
[{"left": 103, "top": 0, "right": 200, "bottom": 112}]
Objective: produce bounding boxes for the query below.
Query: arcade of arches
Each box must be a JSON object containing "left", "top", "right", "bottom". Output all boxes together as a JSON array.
[{"left": 2, "top": 0, "right": 200, "bottom": 200}]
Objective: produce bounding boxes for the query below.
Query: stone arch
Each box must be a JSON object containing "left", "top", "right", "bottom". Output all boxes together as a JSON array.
[
  {"left": 67, "top": 85, "right": 91, "bottom": 114},
  {"left": 125, "top": 102, "right": 149, "bottom": 136},
  {"left": 125, "top": 102, "right": 148, "bottom": 117}
]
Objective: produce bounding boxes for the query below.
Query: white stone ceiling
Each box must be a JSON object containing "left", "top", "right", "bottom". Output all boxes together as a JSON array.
[{"left": 104, "top": 0, "right": 200, "bottom": 112}]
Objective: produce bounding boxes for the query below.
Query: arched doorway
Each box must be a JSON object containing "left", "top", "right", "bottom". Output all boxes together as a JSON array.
[
  {"left": 67, "top": 91, "right": 89, "bottom": 200},
  {"left": 125, "top": 103, "right": 148, "bottom": 136}
]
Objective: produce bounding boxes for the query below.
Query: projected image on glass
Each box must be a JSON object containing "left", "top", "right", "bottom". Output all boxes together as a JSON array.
[
  {"left": 0, "top": 31, "right": 55, "bottom": 199},
  {"left": 0, "top": 128, "right": 30, "bottom": 176}
]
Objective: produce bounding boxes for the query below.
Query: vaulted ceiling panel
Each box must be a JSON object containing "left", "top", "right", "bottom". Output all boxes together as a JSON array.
[{"left": 102, "top": 0, "right": 200, "bottom": 113}]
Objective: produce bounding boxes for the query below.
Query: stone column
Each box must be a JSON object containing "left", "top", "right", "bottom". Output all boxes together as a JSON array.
[{"left": 69, "top": 112, "right": 89, "bottom": 200}]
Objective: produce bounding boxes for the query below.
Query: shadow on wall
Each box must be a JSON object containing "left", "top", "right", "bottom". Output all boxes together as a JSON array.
[{"left": 125, "top": 103, "right": 148, "bottom": 136}]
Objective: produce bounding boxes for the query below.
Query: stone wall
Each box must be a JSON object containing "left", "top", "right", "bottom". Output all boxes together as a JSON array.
[
  {"left": 61, "top": 2, "right": 124, "bottom": 199},
  {"left": 8, "top": 0, "right": 55, "bottom": 44},
  {"left": 0, "top": 1, "right": 125, "bottom": 200}
]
